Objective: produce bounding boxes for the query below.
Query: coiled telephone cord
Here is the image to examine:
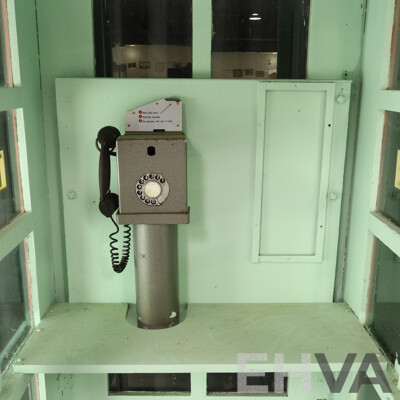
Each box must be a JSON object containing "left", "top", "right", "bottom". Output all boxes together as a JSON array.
[{"left": 109, "top": 215, "right": 131, "bottom": 273}]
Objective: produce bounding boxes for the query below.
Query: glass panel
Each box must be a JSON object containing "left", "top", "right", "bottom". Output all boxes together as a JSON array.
[
  {"left": 20, "top": 376, "right": 37, "bottom": 400},
  {"left": 359, "top": 383, "right": 381, "bottom": 400},
  {"left": 368, "top": 238, "right": 400, "bottom": 364},
  {"left": 389, "top": 0, "right": 400, "bottom": 89},
  {"left": 377, "top": 111, "right": 400, "bottom": 225},
  {"left": 0, "top": 0, "right": 13, "bottom": 87},
  {"left": 0, "top": 241, "right": 31, "bottom": 372},
  {"left": 108, "top": 373, "right": 191, "bottom": 394},
  {"left": 207, "top": 373, "right": 287, "bottom": 395},
  {"left": 211, "top": 0, "right": 310, "bottom": 79},
  {"left": 21, "top": 386, "right": 33, "bottom": 400},
  {"left": 0, "top": 110, "right": 22, "bottom": 229},
  {"left": 93, "top": 0, "right": 192, "bottom": 78}
]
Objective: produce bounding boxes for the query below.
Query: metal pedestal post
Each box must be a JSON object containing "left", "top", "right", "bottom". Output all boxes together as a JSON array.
[{"left": 133, "top": 224, "right": 180, "bottom": 329}]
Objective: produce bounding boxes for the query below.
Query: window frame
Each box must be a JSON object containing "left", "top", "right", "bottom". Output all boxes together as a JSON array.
[
  {"left": 362, "top": 0, "right": 400, "bottom": 384},
  {"left": 0, "top": 0, "right": 52, "bottom": 398}
]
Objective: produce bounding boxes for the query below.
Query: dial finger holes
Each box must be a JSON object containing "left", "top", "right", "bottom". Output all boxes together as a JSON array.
[{"left": 136, "top": 173, "right": 169, "bottom": 206}]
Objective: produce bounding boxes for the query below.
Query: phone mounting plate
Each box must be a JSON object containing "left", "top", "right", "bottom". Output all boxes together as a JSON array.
[{"left": 116, "top": 99, "right": 189, "bottom": 225}]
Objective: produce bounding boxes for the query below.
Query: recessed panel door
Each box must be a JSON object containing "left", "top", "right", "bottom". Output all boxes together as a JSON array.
[{"left": 253, "top": 82, "right": 339, "bottom": 263}]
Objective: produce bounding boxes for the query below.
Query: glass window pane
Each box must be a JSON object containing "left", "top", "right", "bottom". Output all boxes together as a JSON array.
[
  {"left": 93, "top": 0, "right": 192, "bottom": 78},
  {"left": 0, "top": 110, "right": 23, "bottom": 229},
  {"left": 0, "top": 241, "right": 31, "bottom": 372},
  {"left": 108, "top": 373, "right": 191, "bottom": 394},
  {"left": 377, "top": 111, "right": 400, "bottom": 226},
  {"left": 21, "top": 376, "right": 37, "bottom": 400},
  {"left": 211, "top": 0, "right": 310, "bottom": 79},
  {"left": 368, "top": 238, "right": 400, "bottom": 364},
  {"left": 359, "top": 383, "right": 381, "bottom": 400},
  {"left": 0, "top": 0, "right": 13, "bottom": 87},
  {"left": 21, "top": 386, "right": 32, "bottom": 400},
  {"left": 389, "top": 0, "right": 400, "bottom": 89}
]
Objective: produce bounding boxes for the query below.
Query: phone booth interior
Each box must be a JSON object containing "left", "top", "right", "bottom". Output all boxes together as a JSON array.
[{"left": 0, "top": 1, "right": 400, "bottom": 400}]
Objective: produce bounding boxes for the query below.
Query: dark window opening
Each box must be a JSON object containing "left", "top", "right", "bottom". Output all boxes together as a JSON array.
[
  {"left": 108, "top": 373, "right": 191, "bottom": 394},
  {"left": 21, "top": 385, "right": 33, "bottom": 400},
  {"left": 93, "top": 0, "right": 192, "bottom": 78},
  {"left": 207, "top": 373, "right": 288, "bottom": 395},
  {"left": 368, "top": 238, "right": 400, "bottom": 364},
  {"left": 212, "top": 0, "right": 310, "bottom": 79}
]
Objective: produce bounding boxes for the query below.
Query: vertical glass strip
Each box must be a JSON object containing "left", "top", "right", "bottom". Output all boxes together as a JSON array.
[
  {"left": 0, "top": 241, "right": 31, "bottom": 372},
  {"left": 0, "top": 110, "right": 23, "bottom": 229}
]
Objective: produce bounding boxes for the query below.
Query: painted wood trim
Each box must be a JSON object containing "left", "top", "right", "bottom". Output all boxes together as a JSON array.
[
  {"left": 14, "top": 109, "right": 31, "bottom": 212},
  {"left": 314, "top": 84, "right": 335, "bottom": 261},
  {"left": 0, "top": 213, "right": 32, "bottom": 262},
  {"left": 192, "top": 0, "right": 212, "bottom": 78},
  {"left": 25, "top": 234, "right": 41, "bottom": 327},
  {"left": 377, "top": 89, "right": 400, "bottom": 112},
  {"left": 5, "top": 0, "right": 21, "bottom": 87},
  {"left": 259, "top": 255, "right": 324, "bottom": 263},
  {"left": 0, "top": 88, "right": 22, "bottom": 110},
  {"left": 368, "top": 211, "right": 400, "bottom": 257},
  {"left": 251, "top": 83, "right": 267, "bottom": 262},
  {"left": 331, "top": 82, "right": 353, "bottom": 301},
  {"left": 369, "top": 110, "right": 387, "bottom": 212}
]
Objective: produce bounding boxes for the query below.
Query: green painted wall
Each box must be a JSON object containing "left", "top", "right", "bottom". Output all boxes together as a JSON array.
[
  {"left": 34, "top": 0, "right": 94, "bottom": 302},
  {"left": 308, "top": 0, "right": 366, "bottom": 80},
  {"left": 34, "top": 0, "right": 367, "bottom": 303},
  {"left": 55, "top": 78, "right": 350, "bottom": 304}
]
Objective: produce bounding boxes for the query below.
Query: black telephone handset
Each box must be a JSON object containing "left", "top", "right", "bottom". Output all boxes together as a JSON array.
[{"left": 96, "top": 126, "right": 131, "bottom": 273}]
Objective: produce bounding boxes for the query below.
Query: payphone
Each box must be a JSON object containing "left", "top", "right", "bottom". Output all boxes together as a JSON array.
[{"left": 96, "top": 98, "right": 189, "bottom": 329}]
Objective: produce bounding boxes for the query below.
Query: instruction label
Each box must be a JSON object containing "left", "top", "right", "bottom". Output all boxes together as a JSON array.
[{"left": 125, "top": 98, "right": 182, "bottom": 132}]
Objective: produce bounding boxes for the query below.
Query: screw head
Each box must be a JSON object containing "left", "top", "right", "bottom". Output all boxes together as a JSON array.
[
  {"left": 336, "top": 94, "right": 346, "bottom": 104},
  {"left": 329, "top": 192, "right": 338, "bottom": 201},
  {"left": 67, "top": 190, "right": 77, "bottom": 200}
]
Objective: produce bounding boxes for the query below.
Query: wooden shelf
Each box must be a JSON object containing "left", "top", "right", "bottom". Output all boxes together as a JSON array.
[{"left": 13, "top": 303, "right": 385, "bottom": 374}]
